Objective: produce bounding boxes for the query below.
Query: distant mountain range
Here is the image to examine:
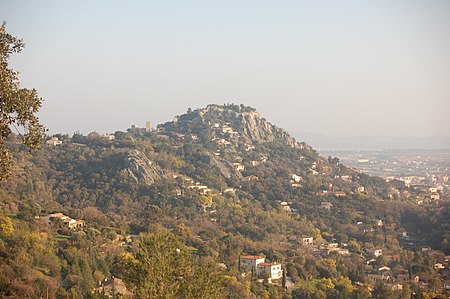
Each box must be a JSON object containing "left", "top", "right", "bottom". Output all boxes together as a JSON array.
[{"left": 292, "top": 132, "right": 450, "bottom": 150}]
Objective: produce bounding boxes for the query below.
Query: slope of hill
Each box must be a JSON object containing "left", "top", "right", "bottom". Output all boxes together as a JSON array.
[{"left": 1, "top": 104, "right": 449, "bottom": 298}]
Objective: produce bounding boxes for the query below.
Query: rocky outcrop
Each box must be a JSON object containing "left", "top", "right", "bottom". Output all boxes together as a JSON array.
[
  {"left": 124, "top": 150, "right": 162, "bottom": 184},
  {"left": 159, "top": 104, "right": 313, "bottom": 152},
  {"left": 200, "top": 104, "right": 308, "bottom": 149},
  {"left": 206, "top": 152, "right": 243, "bottom": 179},
  {"left": 238, "top": 111, "right": 299, "bottom": 147}
]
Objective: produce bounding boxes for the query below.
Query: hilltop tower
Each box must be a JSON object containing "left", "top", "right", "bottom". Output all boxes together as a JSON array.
[{"left": 146, "top": 121, "right": 152, "bottom": 132}]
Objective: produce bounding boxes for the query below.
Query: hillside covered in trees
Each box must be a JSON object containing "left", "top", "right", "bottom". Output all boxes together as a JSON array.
[{"left": 1, "top": 104, "right": 449, "bottom": 298}]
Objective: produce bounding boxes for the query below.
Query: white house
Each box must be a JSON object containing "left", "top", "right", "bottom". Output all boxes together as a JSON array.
[
  {"left": 430, "top": 192, "right": 440, "bottom": 200},
  {"left": 291, "top": 182, "right": 302, "bottom": 188},
  {"left": 233, "top": 163, "right": 245, "bottom": 171},
  {"left": 279, "top": 201, "right": 291, "bottom": 212},
  {"left": 375, "top": 219, "right": 384, "bottom": 227},
  {"left": 240, "top": 255, "right": 265, "bottom": 272},
  {"left": 334, "top": 248, "right": 350, "bottom": 256},
  {"left": 323, "top": 247, "right": 350, "bottom": 256},
  {"left": 251, "top": 160, "right": 261, "bottom": 166},
  {"left": 333, "top": 191, "right": 347, "bottom": 197},
  {"left": 245, "top": 144, "right": 255, "bottom": 151},
  {"left": 240, "top": 256, "right": 283, "bottom": 281},
  {"left": 63, "top": 218, "right": 77, "bottom": 227},
  {"left": 46, "top": 137, "right": 62, "bottom": 146},
  {"left": 257, "top": 262, "right": 283, "bottom": 280},
  {"left": 366, "top": 248, "right": 383, "bottom": 257},
  {"left": 242, "top": 175, "right": 258, "bottom": 182},
  {"left": 102, "top": 134, "right": 115, "bottom": 141},
  {"left": 378, "top": 266, "right": 391, "bottom": 272},
  {"left": 222, "top": 126, "right": 234, "bottom": 134},
  {"left": 42, "top": 213, "right": 85, "bottom": 229},
  {"left": 301, "top": 236, "right": 314, "bottom": 246},
  {"left": 292, "top": 174, "right": 302, "bottom": 182}
]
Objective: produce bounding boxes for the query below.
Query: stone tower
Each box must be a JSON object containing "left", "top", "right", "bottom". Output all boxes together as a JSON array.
[{"left": 145, "top": 121, "right": 152, "bottom": 132}]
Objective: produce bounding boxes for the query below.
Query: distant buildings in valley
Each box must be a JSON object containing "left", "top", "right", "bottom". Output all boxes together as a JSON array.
[{"left": 321, "top": 149, "right": 449, "bottom": 205}]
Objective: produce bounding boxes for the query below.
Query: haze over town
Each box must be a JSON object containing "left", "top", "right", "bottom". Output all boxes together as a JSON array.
[{"left": 1, "top": 0, "right": 449, "bottom": 142}]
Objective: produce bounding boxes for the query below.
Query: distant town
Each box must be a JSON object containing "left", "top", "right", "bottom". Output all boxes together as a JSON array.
[{"left": 321, "top": 149, "right": 450, "bottom": 204}]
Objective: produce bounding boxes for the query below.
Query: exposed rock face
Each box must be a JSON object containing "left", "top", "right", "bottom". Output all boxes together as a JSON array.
[
  {"left": 199, "top": 104, "right": 307, "bottom": 149},
  {"left": 205, "top": 152, "right": 243, "bottom": 179},
  {"left": 239, "top": 111, "right": 299, "bottom": 147},
  {"left": 124, "top": 150, "right": 162, "bottom": 184}
]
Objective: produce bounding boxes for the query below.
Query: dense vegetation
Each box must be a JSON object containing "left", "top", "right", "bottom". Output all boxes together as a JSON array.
[
  {"left": 0, "top": 23, "right": 46, "bottom": 182},
  {"left": 1, "top": 105, "right": 449, "bottom": 298}
]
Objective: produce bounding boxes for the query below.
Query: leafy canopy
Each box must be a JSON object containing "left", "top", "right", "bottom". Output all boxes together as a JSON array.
[
  {"left": 0, "top": 22, "right": 45, "bottom": 181},
  {"left": 121, "top": 229, "right": 227, "bottom": 299}
]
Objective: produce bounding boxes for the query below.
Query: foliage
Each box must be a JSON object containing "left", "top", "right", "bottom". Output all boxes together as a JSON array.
[
  {"left": 121, "top": 229, "right": 227, "bottom": 298},
  {"left": 0, "top": 103, "right": 448, "bottom": 297},
  {"left": 0, "top": 23, "right": 45, "bottom": 181}
]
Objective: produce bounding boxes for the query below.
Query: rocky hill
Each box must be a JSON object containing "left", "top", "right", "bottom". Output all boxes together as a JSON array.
[
  {"left": 2, "top": 104, "right": 405, "bottom": 217},
  {"left": 174, "top": 104, "right": 307, "bottom": 148},
  {"left": 1, "top": 104, "right": 449, "bottom": 298}
]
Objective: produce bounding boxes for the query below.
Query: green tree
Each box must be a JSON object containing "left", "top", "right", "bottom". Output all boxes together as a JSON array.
[
  {"left": 0, "top": 23, "right": 45, "bottom": 181},
  {"left": 348, "top": 239, "right": 361, "bottom": 253},
  {"left": 122, "top": 229, "right": 227, "bottom": 298},
  {"left": 372, "top": 281, "right": 392, "bottom": 299},
  {"left": 351, "top": 287, "right": 370, "bottom": 299}
]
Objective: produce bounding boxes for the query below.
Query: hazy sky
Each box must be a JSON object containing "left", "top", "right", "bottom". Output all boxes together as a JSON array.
[{"left": 2, "top": 0, "right": 450, "bottom": 137}]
